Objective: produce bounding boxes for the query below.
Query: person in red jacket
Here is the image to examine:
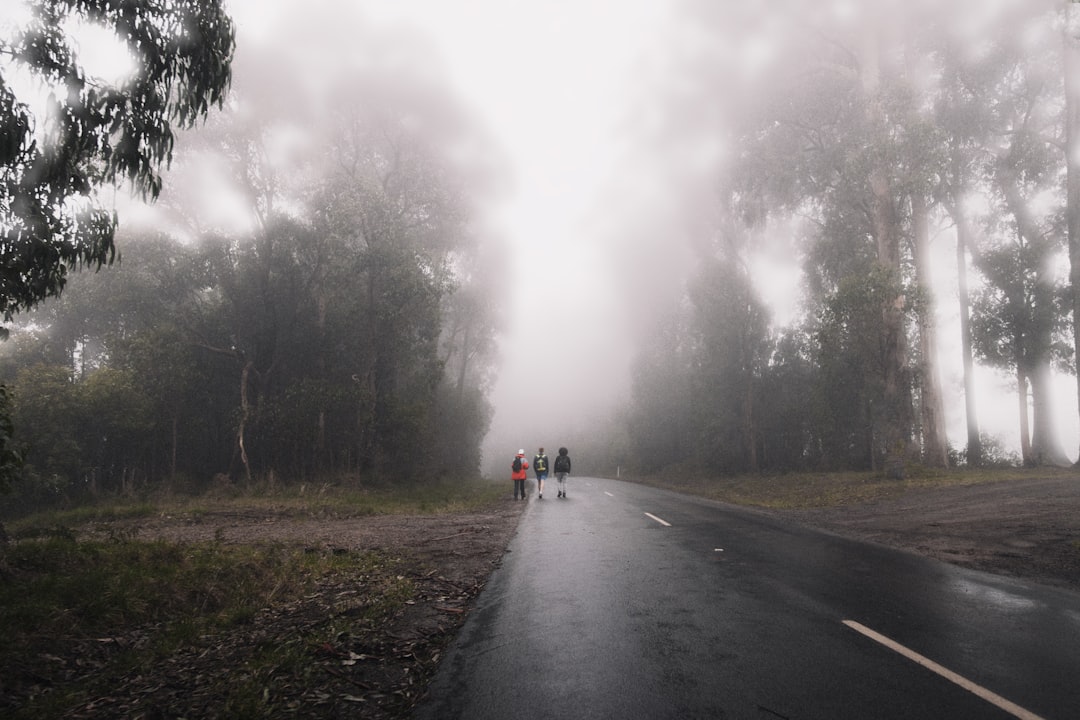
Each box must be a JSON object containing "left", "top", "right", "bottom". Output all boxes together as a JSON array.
[{"left": 511, "top": 449, "right": 529, "bottom": 500}]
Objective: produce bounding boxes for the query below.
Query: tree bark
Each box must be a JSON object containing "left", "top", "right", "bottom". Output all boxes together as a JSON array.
[
  {"left": 171, "top": 414, "right": 178, "bottom": 484},
  {"left": 1030, "top": 360, "right": 1071, "bottom": 466},
  {"left": 1063, "top": 1, "right": 1080, "bottom": 464},
  {"left": 861, "top": 27, "right": 911, "bottom": 478},
  {"left": 238, "top": 359, "right": 254, "bottom": 484},
  {"left": 1017, "top": 366, "right": 1033, "bottom": 466},
  {"left": 911, "top": 194, "right": 949, "bottom": 467},
  {"left": 953, "top": 198, "right": 982, "bottom": 465}
]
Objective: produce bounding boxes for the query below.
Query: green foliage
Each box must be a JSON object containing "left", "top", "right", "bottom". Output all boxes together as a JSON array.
[
  {"left": 626, "top": 306, "right": 697, "bottom": 473},
  {"left": 9, "top": 364, "right": 83, "bottom": 494},
  {"left": 811, "top": 267, "right": 911, "bottom": 470},
  {"left": 0, "top": 2, "right": 501, "bottom": 501},
  {"left": 0, "top": 0, "right": 235, "bottom": 325},
  {"left": 0, "top": 384, "right": 22, "bottom": 494}
]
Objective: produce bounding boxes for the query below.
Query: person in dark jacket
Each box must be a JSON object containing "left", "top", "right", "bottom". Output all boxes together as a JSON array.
[{"left": 553, "top": 447, "right": 571, "bottom": 498}]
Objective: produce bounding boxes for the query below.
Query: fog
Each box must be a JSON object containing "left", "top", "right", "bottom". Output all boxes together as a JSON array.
[
  {"left": 338, "top": 0, "right": 1075, "bottom": 469},
  {"left": 191, "top": 0, "right": 691, "bottom": 473},
  {"left": 351, "top": 1, "right": 681, "bottom": 471},
  {"left": 44, "top": 0, "right": 1078, "bottom": 471}
]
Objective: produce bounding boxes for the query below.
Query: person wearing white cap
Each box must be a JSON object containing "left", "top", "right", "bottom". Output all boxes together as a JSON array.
[{"left": 511, "top": 449, "right": 529, "bottom": 500}]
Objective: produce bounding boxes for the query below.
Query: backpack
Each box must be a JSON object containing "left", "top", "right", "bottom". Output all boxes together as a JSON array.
[
  {"left": 512, "top": 456, "right": 522, "bottom": 472},
  {"left": 554, "top": 454, "right": 569, "bottom": 472},
  {"left": 535, "top": 456, "right": 547, "bottom": 472}
]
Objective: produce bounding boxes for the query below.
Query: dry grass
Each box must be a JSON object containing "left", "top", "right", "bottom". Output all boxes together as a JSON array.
[{"left": 626, "top": 466, "right": 1077, "bottom": 509}]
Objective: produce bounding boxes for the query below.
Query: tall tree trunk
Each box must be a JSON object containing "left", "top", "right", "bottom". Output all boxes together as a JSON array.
[
  {"left": 237, "top": 360, "right": 254, "bottom": 485},
  {"left": 953, "top": 199, "right": 983, "bottom": 466},
  {"left": 998, "top": 165, "right": 1070, "bottom": 466},
  {"left": 315, "top": 292, "right": 328, "bottom": 473},
  {"left": 171, "top": 414, "right": 178, "bottom": 484},
  {"left": 744, "top": 376, "right": 758, "bottom": 472},
  {"left": 912, "top": 194, "right": 949, "bottom": 467},
  {"left": 456, "top": 323, "right": 471, "bottom": 403},
  {"left": 861, "top": 28, "right": 911, "bottom": 479},
  {"left": 1030, "top": 359, "right": 1071, "bottom": 466},
  {"left": 1064, "top": 1, "right": 1080, "bottom": 465},
  {"left": 1017, "top": 366, "right": 1033, "bottom": 466}
]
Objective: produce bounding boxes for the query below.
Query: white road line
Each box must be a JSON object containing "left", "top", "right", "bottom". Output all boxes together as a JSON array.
[
  {"left": 843, "top": 620, "right": 1046, "bottom": 720},
  {"left": 644, "top": 512, "right": 671, "bottom": 527},
  {"left": 604, "top": 491, "right": 614, "bottom": 497}
]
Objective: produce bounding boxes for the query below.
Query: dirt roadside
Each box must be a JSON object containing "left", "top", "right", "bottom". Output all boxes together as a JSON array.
[
  {"left": 767, "top": 473, "right": 1080, "bottom": 593},
  {"left": 46, "top": 473, "right": 1080, "bottom": 718},
  {"left": 63, "top": 501, "right": 529, "bottom": 720}
]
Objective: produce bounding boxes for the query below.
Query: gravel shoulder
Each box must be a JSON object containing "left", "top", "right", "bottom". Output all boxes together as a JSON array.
[{"left": 769, "top": 473, "right": 1080, "bottom": 593}]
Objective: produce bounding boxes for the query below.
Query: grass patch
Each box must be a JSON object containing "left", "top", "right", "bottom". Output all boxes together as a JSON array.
[
  {"left": 628, "top": 466, "right": 1078, "bottom": 510},
  {"left": 6, "top": 477, "right": 506, "bottom": 539},
  {"left": 0, "top": 476, "right": 499, "bottom": 717},
  {"left": 0, "top": 537, "right": 414, "bottom": 719}
]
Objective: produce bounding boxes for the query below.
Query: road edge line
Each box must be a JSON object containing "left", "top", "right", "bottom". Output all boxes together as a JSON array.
[{"left": 842, "top": 620, "right": 1046, "bottom": 720}]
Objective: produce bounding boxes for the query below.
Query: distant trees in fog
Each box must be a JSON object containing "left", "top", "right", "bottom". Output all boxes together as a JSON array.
[
  {"left": 0, "top": 7, "right": 503, "bottom": 511},
  {"left": 622, "top": 0, "right": 1077, "bottom": 477}
]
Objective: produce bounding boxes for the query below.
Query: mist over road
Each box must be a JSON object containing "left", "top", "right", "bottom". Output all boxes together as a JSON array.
[{"left": 413, "top": 478, "right": 1079, "bottom": 720}]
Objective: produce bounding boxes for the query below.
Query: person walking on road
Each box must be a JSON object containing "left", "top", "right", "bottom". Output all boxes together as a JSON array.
[
  {"left": 511, "top": 449, "right": 529, "bottom": 500},
  {"left": 533, "top": 447, "right": 549, "bottom": 499},
  {"left": 554, "top": 447, "right": 571, "bottom": 498}
]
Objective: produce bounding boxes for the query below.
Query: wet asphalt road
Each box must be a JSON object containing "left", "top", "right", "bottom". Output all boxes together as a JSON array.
[{"left": 411, "top": 477, "right": 1080, "bottom": 720}]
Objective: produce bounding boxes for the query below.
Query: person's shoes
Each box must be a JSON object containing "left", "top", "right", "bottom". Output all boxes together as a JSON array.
[{"left": 539, "top": 493, "right": 543, "bottom": 499}]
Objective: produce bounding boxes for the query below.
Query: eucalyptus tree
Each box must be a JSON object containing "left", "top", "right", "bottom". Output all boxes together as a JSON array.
[
  {"left": 969, "top": 8, "right": 1072, "bottom": 466},
  {"left": 721, "top": 2, "right": 925, "bottom": 476},
  {"left": 8, "top": 363, "right": 82, "bottom": 502},
  {"left": 0, "top": 0, "right": 234, "bottom": 326},
  {"left": 626, "top": 303, "right": 697, "bottom": 473},
  {"left": 1060, "top": 0, "right": 1080, "bottom": 464},
  {"left": 0, "top": 231, "right": 231, "bottom": 491},
  {"left": 436, "top": 276, "right": 501, "bottom": 473},
  {"left": 0, "top": 0, "right": 234, "bottom": 498},
  {"left": 754, "top": 329, "right": 821, "bottom": 470},
  {"left": 933, "top": 35, "right": 1002, "bottom": 466},
  {"left": 968, "top": 233, "right": 1070, "bottom": 466},
  {"left": 685, "top": 252, "right": 772, "bottom": 473}
]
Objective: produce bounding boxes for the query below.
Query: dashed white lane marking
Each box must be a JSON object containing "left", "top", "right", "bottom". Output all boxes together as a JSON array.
[
  {"left": 714, "top": 548, "right": 724, "bottom": 552},
  {"left": 644, "top": 512, "right": 671, "bottom": 527},
  {"left": 604, "top": 491, "right": 614, "bottom": 497},
  {"left": 843, "top": 620, "right": 1046, "bottom": 720}
]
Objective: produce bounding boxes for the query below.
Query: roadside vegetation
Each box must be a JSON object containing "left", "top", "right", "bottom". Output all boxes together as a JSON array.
[
  {"left": 0, "top": 478, "right": 504, "bottom": 719},
  {"left": 627, "top": 466, "right": 1078, "bottom": 510}
]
